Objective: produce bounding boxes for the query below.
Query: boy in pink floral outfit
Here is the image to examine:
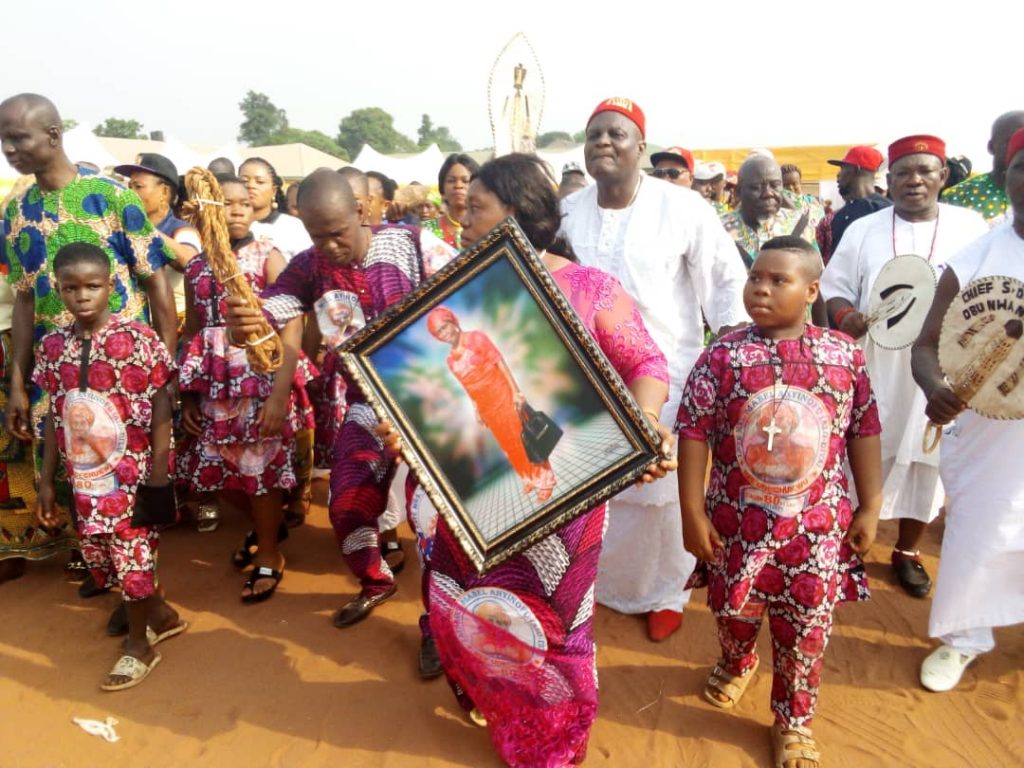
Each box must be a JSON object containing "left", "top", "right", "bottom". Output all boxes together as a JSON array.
[
  {"left": 35, "top": 243, "right": 185, "bottom": 692},
  {"left": 676, "top": 236, "right": 882, "bottom": 768}
]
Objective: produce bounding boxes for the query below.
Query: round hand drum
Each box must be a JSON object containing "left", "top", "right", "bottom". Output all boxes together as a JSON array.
[
  {"left": 924, "top": 275, "right": 1024, "bottom": 452},
  {"left": 867, "top": 255, "right": 937, "bottom": 350},
  {"left": 938, "top": 275, "right": 1024, "bottom": 419}
]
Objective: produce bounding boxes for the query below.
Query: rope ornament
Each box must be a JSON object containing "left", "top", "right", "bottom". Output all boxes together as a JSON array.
[{"left": 181, "top": 167, "right": 283, "bottom": 374}]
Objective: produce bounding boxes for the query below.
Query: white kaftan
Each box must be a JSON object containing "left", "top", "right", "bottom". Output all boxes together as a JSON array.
[
  {"left": 560, "top": 179, "right": 748, "bottom": 613},
  {"left": 930, "top": 222, "right": 1024, "bottom": 641},
  {"left": 821, "top": 203, "right": 987, "bottom": 522}
]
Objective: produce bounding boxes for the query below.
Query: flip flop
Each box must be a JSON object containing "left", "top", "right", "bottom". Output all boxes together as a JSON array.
[
  {"left": 146, "top": 620, "right": 189, "bottom": 647},
  {"left": 241, "top": 565, "right": 284, "bottom": 604},
  {"left": 100, "top": 653, "right": 162, "bottom": 692}
]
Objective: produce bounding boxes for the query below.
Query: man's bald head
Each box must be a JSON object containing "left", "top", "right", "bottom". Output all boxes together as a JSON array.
[
  {"left": 738, "top": 155, "right": 783, "bottom": 226},
  {"left": 738, "top": 155, "right": 781, "bottom": 185},
  {"left": 337, "top": 166, "right": 369, "bottom": 198},
  {"left": 0, "top": 94, "right": 71, "bottom": 180},
  {"left": 990, "top": 111, "right": 1024, "bottom": 185},
  {"left": 336, "top": 166, "right": 370, "bottom": 224},
  {"left": 0, "top": 93, "right": 62, "bottom": 131},
  {"left": 296, "top": 168, "right": 366, "bottom": 265},
  {"left": 296, "top": 167, "right": 357, "bottom": 216}
]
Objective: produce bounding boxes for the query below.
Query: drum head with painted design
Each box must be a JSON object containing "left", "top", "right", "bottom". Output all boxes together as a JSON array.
[
  {"left": 867, "top": 255, "right": 936, "bottom": 350},
  {"left": 938, "top": 275, "right": 1024, "bottom": 419}
]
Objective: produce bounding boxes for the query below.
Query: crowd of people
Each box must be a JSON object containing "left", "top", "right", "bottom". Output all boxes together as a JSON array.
[{"left": 0, "top": 90, "right": 1021, "bottom": 768}]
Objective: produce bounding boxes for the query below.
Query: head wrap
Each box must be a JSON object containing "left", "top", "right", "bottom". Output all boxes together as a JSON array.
[
  {"left": 427, "top": 306, "right": 458, "bottom": 339},
  {"left": 888, "top": 135, "right": 946, "bottom": 166},
  {"left": 587, "top": 97, "right": 645, "bottom": 139}
]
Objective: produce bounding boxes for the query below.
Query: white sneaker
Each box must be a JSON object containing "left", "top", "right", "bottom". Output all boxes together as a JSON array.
[{"left": 920, "top": 644, "right": 979, "bottom": 692}]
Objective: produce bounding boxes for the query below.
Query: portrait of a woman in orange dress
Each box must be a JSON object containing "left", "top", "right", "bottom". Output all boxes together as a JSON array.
[{"left": 427, "top": 307, "right": 557, "bottom": 501}]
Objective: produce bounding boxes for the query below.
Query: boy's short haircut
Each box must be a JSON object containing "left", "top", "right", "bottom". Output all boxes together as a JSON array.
[
  {"left": 759, "top": 235, "right": 822, "bottom": 279},
  {"left": 53, "top": 242, "right": 111, "bottom": 275}
]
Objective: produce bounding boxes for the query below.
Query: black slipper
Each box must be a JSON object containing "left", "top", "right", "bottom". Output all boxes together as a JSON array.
[
  {"left": 241, "top": 565, "right": 284, "bottom": 604},
  {"left": 78, "top": 573, "right": 111, "bottom": 599},
  {"left": 231, "top": 522, "right": 289, "bottom": 569}
]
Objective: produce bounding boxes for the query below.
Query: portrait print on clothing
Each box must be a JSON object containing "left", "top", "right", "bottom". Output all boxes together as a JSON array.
[
  {"left": 314, "top": 290, "right": 364, "bottom": 352},
  {"left": 63, "top": 391, "right": 127, "bottom": 497}
]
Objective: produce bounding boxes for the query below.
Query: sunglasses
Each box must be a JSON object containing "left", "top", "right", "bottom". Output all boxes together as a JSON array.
[{"left": 651, "top": 168, "right": 688, "bottom": 180}]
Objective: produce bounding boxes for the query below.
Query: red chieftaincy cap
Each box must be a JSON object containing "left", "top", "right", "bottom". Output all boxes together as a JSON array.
[
  {"left": 827, "top": 146, "right": 884, "bottom": 173},
  {"left": 587, "top": 97, "right": 646, "bottom": 139},
  {"left": 1006, "top": 127, "right": 1024, "bottom": 165},
  {"left": 888, "top": 135, "right": 946, "bottom": 166}
]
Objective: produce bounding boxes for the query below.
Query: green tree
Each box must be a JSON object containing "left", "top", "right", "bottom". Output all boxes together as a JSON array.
[
  {"left": 337, "top": 107, "right": 417, "bottom": 158},
  {"left": 238, "top": 90, "right": 288, "bottom": 145},
  {"left": 536, "top": 131, "right": 573, "bottom": 148},
  {"left": 93, "top": 118, "right": 146, "bottom": 139},
  {"left": 61, "top": 118, "right": 78, "bottom": 132},
  {"left": 572, "top": 130, "right": 586, "bottom": 143},
  {"left": 264, "top": 127, "right": 350, "bottom": 161},
  {"left": 416, "top": 114, "right": 462, "bottom": 151}
]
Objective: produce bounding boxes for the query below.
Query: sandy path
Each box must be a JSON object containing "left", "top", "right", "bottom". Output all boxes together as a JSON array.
[{"left": 1, "top": 484, "right": 1020, "bottom": 767}]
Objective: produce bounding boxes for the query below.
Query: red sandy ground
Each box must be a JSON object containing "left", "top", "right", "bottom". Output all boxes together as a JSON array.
[{"left": 1, "top": 484, "right": 1020, "bottom": 767}]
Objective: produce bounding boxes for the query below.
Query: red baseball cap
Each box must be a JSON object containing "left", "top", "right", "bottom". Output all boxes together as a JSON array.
[
  {"left": 650, "top": 146, "right": 694, "bottom": 171},
  {"left": 587, "top": 97, "right": 645, "bottom": 139},
  {"left": 827, "top": 146, "right": 884, "bottom": 172},
  {"left": 888, "top": 135, "right": 946, "bottom": 166},
  {"left": 1006, "top": 127, "right": 1024, "bottom": 165}
]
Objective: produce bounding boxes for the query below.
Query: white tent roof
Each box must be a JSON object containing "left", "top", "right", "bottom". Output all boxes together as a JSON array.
[
  {"left": 240, "top": 144, "right": 347, "bottom": 179},
  {"left": 63, "top": 127, "right": 119, "bottom": 169},
  {"left": 353, "top": 143, "right": 446, "bottom": 186},
  {"left": 536, "top": 145, "right": 590, "bottom": 181}
]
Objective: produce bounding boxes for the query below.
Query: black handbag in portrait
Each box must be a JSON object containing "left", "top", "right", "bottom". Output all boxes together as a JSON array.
[
  {"left": 519, "top": 402, "right": 563, "bottom": 464},
  {"left": 130, "top": 482, "right": 178, "bottom": 528}
]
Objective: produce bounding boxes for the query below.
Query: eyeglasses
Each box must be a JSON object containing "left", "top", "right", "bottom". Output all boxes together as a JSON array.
[{"left": 651, "top": 168, "right": 687, "bottom": 180}]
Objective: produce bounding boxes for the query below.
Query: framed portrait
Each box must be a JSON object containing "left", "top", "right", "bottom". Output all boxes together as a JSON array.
[{"left": 341, "top": 219, "right": 662, "bottom": 573}]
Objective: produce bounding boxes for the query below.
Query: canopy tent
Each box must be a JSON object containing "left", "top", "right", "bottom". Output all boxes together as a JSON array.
[
  {"left": 62, "top": 127, "right": 119, "bottom": 169},
  {"left": 92, "top": 138, "right": 340, "bottom": 181},
  {"left": 660, "top": 143, "right": 880, "bottom": 183},
  {"left": 353, "top": 143, "right": 445, "bottom": 186},
  {"left": 536, "top": 145, "right": 588, "bottom": 180},
  {"left": 2, "top": 132, "right": 876, "bottom": 192},
  {"left": 237, "top": 144, "right": 347, "bottom": 180}
]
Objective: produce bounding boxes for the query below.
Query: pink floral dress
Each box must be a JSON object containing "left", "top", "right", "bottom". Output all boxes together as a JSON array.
[
  {"left": 676, "top": 323, "right": 881, "bottom": 727},
  {"left": 33, "top": 317, "right": 176, "bottom": 599},
  {"left": 428, "top": 262, "right": 668, "bottom": 767},
  {"left": 177, "top": 238, "right": 315, "bottom": 496}
]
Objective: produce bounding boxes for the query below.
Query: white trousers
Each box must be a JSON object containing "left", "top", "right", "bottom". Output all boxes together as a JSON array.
[{"left": 941, "top": 626, "right": 996, "bottom": 655}]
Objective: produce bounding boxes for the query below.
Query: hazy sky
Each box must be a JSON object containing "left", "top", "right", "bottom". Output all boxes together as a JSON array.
[{"left": 4, "top": 0, "right": 1019, "bottom": 171}]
